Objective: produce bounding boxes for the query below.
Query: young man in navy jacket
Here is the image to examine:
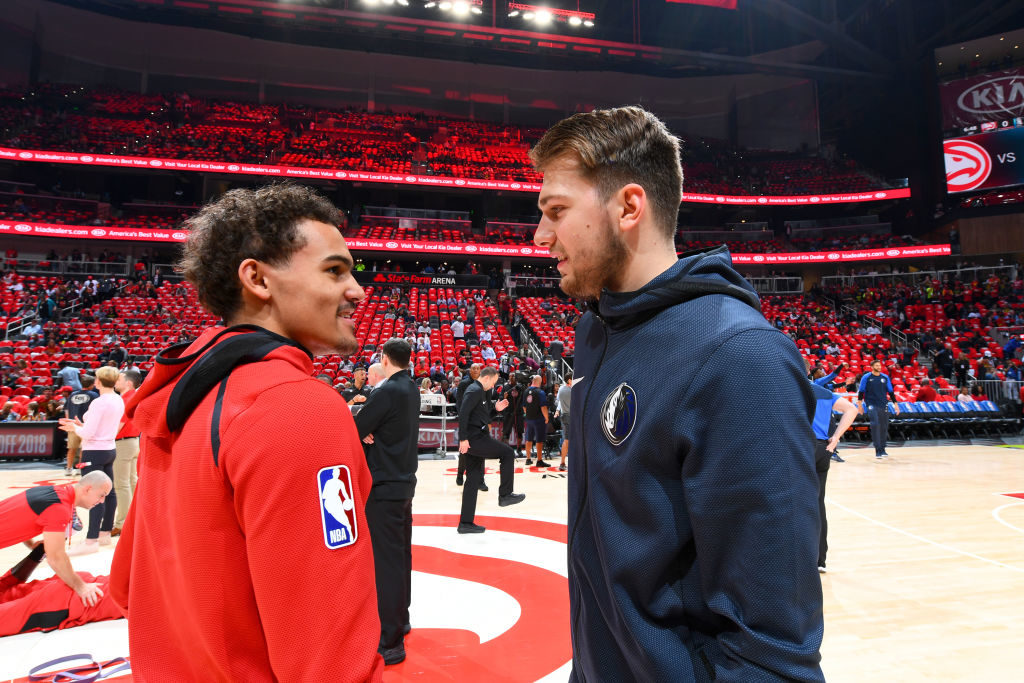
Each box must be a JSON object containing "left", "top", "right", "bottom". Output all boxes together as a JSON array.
[{"left": 532, "top": 106, "right": 824, "bottom": 682}]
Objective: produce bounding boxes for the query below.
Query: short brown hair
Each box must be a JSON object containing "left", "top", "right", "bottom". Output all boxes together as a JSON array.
[
  {"left": 529, "top": 106, "right": 682, "bottom": 239},
  {"left": 179, "top": 183, "right": 340, "bottom": 320}
]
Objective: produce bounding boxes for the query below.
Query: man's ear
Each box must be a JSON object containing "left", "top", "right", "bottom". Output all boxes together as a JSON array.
[
  {"left": 238, "top": 258, "right": 272, "bottom": 303},
  {"left": 617, "top": 184, "right": 646, "bottom": 234}
]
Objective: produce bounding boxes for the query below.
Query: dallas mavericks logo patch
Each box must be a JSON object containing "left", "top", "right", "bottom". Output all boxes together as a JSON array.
[
  {"left": 601, "top": 383, "right": 637, "bottom": 446},
  {"left": 318, "top": 465, "right": 358, "bottom": 549}
]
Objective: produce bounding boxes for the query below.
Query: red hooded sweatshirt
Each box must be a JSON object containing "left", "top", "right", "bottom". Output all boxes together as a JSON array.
[{"left": 110, "top": 326, "right": 383, "bottom": 682}]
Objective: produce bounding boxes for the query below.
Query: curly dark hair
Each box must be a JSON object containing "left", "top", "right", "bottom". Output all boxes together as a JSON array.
[{"left": 179, "top": 183, "right": 340, "bottom": 320}]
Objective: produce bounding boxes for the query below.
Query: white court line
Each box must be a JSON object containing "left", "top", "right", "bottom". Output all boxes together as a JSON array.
[
  {"left": 825, "top": 496, "right": 1024, "bottom": 574},
  {"left": 991, "top": 501, "right": 1024, "bottom": 536}
]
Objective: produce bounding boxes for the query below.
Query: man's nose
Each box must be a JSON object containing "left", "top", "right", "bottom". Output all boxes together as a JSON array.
[{"left": 533, "top": 220, "right": 553, "bottom": 248}]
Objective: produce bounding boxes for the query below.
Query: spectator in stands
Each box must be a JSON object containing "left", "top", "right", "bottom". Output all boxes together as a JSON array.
[
  {"left": 0, "top": 402, "right": 16, "bottom": 421},
  {"left": 44, "top": 399, "right": 63, "bottom": 421},
  {"left": 914, "top": 379, "right": 938, "bottom": 403},
  {"left": 1004, "top": 335, "right": 1023, "bottom": 361},
  {"left": 57, "top": 361, "right": 81, "bottom": 391},
  {"left": 1006, "top": 362, "right": 1021, "bottom": 382},
  {"left": 429, "top": 362, "right": 446, "bottom": 384},
  {"left": 419, "top": 378, "right": 432, "bottom": 394},
  {"left": 953, "top": 351, "right": 971, "bottom": 388},
  {"left": 932, "top": 344, "right": 953, "bottom": 379},
  {"left": 23, "top": 320, "right": 42, "bottom": 338},
  {"left": 22, "top": 401, "right": 43, "bottom": 421},
  {"left": 970, "top": 385, "right": 988, "bottom": 401},
  {"left": 450, "top": 316, "right": 465, "bottom": 341},
  {"left": 481, "top": 345, "right": 496, "bottom": 361},
  {"left": 957, "top": 386, "right": 973, "bottom": 404},
  {"left": 977, "top": 358, "right": 995, "bottom": 381}
]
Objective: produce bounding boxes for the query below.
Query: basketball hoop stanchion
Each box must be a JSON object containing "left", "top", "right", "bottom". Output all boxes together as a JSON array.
[{"left": 419, "top": 393, "right": 455, "bottom": 491}]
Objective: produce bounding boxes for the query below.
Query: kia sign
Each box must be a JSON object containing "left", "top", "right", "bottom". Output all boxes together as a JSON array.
[
  {"left": 0, "top": 221, "right": 189, "bottom": 243},
  {"left": 943, "top": 128, "right": 1022, "bottom": 194},
  {"left": 0, "top": 145, "right": 909, "bottom": 205},
  {"left": 941, "top": 68, "right": 1024, "bottom": 129},
  {"left": 729, "top": 244, "right": 952, "bottom": 264}
]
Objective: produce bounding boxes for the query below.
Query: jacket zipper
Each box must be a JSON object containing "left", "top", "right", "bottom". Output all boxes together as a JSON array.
[{"left": 567, "top": 314, "right": 609, "bottom": 681}]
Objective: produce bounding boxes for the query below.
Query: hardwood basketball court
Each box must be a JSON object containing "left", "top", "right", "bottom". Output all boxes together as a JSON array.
[{"left": 1, "top": 442, "right": 1023, "bottom": 681}]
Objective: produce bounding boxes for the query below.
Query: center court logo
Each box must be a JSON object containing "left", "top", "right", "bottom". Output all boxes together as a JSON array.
[
  {"left": 944, "top": 138, "right": 992, "bottom": 192},
  {"left": 601, "top": 383, "right": 637, "bottom": 446},
  {"left": 317, "top": 465, "right": 357, "bottom": 549}
]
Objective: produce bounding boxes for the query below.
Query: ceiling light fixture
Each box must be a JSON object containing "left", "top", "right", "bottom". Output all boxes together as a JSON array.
[{"left": 507, "top": 3, "right": 595, "bottom": 28}]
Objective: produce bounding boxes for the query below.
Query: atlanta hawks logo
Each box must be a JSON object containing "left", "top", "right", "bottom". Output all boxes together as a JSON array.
[
  {"left": 944, "top": 138, "right": 992, "bottom": 192},
  {"left": 601, "top": 383, "right": 637, "bottom": 446}
]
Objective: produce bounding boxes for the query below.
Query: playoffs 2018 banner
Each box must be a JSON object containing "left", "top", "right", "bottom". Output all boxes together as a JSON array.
[
  {"left": 944, "top": 127, "right": 1023, "bottom": 194},
  {"left": 940, "top": 68, "right": 1024, "bottom": 130}
]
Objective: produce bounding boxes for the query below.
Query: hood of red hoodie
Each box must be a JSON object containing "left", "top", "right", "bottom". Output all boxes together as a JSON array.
[{"left": 127, "top": 325, "right": 314, "bottom": 444}]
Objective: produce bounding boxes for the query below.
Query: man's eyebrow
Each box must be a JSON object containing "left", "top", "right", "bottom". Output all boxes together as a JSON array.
[
  {"left": 539, "top": 194, "right": 570, "bottom": 208},
  {"left": 323, "top": 254, "right": 353, "bottom": 269}
]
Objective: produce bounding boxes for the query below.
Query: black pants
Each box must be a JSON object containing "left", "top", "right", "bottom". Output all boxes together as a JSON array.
[
  {"left": 866, "top": 403, "right": 890, "bottom": 455},
  {"left": 459, "top": 435, "right": 514, "bottom": 524},
  {"left": 366, "top": 494, "right": 413, "bottom": 651},
  {"left": 502, "top": 417, "right": 523, "bottom": 449},
  {"left": 813, "top": 439, "right": 831, "bottom": 567},
  {"left": 81, "top": 449, "right": 117, "bottom": 540}
]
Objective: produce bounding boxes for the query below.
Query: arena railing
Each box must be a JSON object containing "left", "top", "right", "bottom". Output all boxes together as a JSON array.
[
  {"left": 971, "top": 379, "right": 1024, "bottom": 404},
  {"left": 747, "top": 277, "right": 803, "bottom": 294},
  {"left": 823, "top": 264, "right": 1019, "bottom": 290},
  {"left": 2, "top": 257, "right": 131, "bottom": 278}
]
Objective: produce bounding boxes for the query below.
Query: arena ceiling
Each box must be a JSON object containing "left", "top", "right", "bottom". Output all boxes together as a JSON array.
[{"left": 46, "top": 0, "right": 1024, "bottom": 83}]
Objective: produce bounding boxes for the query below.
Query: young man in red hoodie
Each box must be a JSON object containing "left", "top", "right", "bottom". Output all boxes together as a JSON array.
[{"left": 110, "top": 183, "right": 384, "bottom": 682}]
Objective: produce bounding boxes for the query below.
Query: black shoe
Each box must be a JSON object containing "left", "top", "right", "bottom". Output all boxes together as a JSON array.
[
  {"left": 456, "top": 474, "right": 464, "bottom": 486},
  {"left": 498, "top": 493, "right": 526, "bottom": 507},
  {"left": 478, "top": 482, "right": 489, "bottom": 492},
  {"left": 403, "top": 623, "right": 411, "bottom": 635},
  {"left": 535, "top": 460, "right": 552, "bottom": 468},
  {"left": 457, "top": 522, "right": 486, "bottom": 534},
  {"left": 379, "top": 643, "right": 406, "bottom": 666},
  {"left": 559, "top": 463, "right": 567, "bottom": 471},
  {"left": 830, "top": 452, "right": 845, "bottom": 463},
  {"left": 524, "top": 458, "right": 534, "bottom": 465}
]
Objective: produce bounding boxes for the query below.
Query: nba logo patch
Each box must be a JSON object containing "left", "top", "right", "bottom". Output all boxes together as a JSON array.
[
  {"left": 601, "top": 383, "right": 637, "bottom": 447},
  {"left": 317, "top": 465, "right": 358, "bottom": 549}
]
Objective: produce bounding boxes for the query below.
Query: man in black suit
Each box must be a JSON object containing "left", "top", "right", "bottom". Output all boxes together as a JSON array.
[
  {"left": 454, "top": 363, "right": 486, "bottom": 489},
  {"left": 457, "top": 366, "right": 526, "bottom": 534},
  {"left": 354, "top": 338, "right": 421, "bottom": 666}
]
